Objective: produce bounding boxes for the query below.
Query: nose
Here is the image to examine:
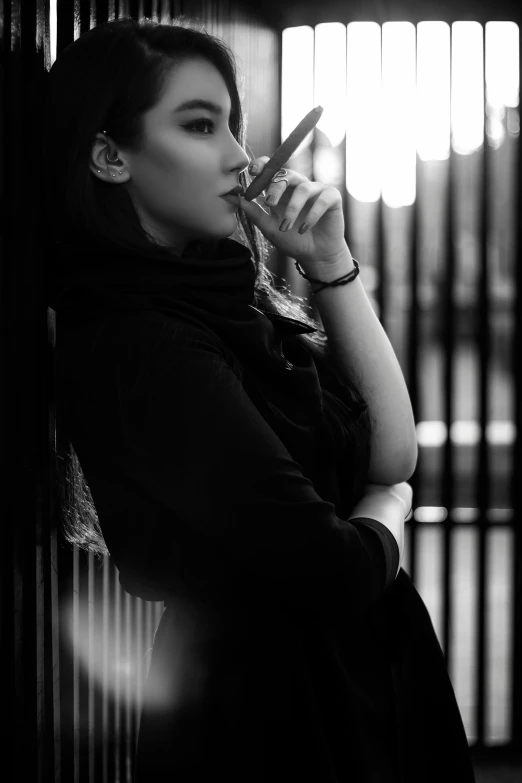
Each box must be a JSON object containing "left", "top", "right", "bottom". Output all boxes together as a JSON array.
[{"left": 226, "top": 130, "right": 250, "bottom": 175}]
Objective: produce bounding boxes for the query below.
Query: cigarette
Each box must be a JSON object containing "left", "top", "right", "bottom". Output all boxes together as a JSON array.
[{"left": 242, "top": 105, "right": 324, "bottom": 202}]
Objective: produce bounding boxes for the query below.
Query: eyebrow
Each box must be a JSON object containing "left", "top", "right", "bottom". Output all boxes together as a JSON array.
[{"left": 174, "top": 99, "right": 229, "bottom": 115}]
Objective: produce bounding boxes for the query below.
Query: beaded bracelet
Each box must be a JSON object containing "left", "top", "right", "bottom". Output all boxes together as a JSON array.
[{"left": 294, "top": 258, "right": 360, "bottom": 294}]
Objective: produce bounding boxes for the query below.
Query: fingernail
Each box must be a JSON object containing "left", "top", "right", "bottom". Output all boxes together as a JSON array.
[
  {"left": 265, "top": 194, "right": 276, "bottom": 206},
  {"left": 279, "top": 217, "right": 291, "bottom": 232},
  {"left": 249, "top": 163, "right": 258, "bottom": 174},
  {"left": 298, "top": 222, "right": 310, "bottom": 234}
]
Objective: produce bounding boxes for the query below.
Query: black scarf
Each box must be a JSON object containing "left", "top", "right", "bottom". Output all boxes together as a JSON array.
[
  {"left": 47, "top": 236, "right": 369, "bottom": 519},
  {"left": 46, "top": 235, "right": 317, "bottom": 340}
]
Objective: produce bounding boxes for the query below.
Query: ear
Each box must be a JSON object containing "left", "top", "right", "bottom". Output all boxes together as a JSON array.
[{"left": 89, "top": 132, "right": 130, "bottom": 183}]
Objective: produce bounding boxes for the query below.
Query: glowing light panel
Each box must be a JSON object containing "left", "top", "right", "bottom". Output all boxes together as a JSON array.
[
  {"left": 314, "top": 23, "right": 347, "bottom": 148},
  {"left": 346, "top": 22, "right": 382, "bottom": 202},
  {"left": 281, "top": 27, "right": 315, "bottom": 157},
  {"left": 381, "top": 22, "right": 417, "bottom": 207},
  {"left": 452, "top": 22, "right": 484, "bottom": 155},
  {"left": 417, "top": 22, "right": 451, "bottom": 161}
]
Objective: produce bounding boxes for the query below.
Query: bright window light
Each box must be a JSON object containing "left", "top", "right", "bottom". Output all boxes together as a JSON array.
[
  {"left": 314, "top": 23, "right": 347, "bottom": 148},
  {"left": 381, "top": 22, "right": 417, "bottom": 207},
  {"left": 50, "top": 0, "right": 57, "bottom": 66},
  {"left": 452, "top": 22, "right": 484, "bottom": 155},
  {"left": 346, "top": 22, "right": 382, "bottom": 202},
  {"left": 284, "top": 20, "right": 519, "bottom": 199},
  {"left": 415, "top": 420, "right": 516, "bottom": 447},
  {"left": 486, "top": 22, "right": 519, "bottom": 109},
  {"left": 281, "top": 27, "right": 315, "bottom": 157},
  {"left": 417, "top": 22, "right": 451, "bottom": 161},
  {"left": 486, "top": 22, "right": 520, "bottom": 149}
]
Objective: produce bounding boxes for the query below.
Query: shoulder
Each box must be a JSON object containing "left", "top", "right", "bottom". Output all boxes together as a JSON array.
[
  {"left": 86, "top": 309, "right": 225, "bottom": 358},
  {"left": 87, "top": 309, "right": 243, "bottom": 382}
]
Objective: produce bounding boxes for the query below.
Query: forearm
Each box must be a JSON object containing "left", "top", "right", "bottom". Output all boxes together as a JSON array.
[
  {"left": 348, "top": 492, "right": 406, "bottom": 579},
  {"left": 312, "top": 249, "right": 418, "bottom": 484}
]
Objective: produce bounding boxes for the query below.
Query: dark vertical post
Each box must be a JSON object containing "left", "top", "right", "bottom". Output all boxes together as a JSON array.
[
  {"left": 113, "top": 572, "right": 122, "bottom": 783},
  {"left": 376, "top": 25, "right": 386, "bottom": 334},
  {"left": 78, "top": 553, "right": 90, "bottom": 783},
  {"left": 73, "top": 548, "right": 82, "bottom": 783},
  {"left": 441, "top": 22, "right": 456, "bottom": 669},
  {"left": 50, "top": 525, "right": 63, "bottom": 783},
  {"left": 87, "top": 551, "right": 96, "bottom": 783},
  {"left": 407, "top": 168, "right": 420, "bottom": 583},
  {"left": 93, "top": 556, "right": 104, "bottom": 783},
  {"left": 407, "top": 25, "right": 421, "bottom": 585},
  {"left": 474, "top": 21, "right": 491, "bottom": 749},
  {"left": 510, "top": 20, "right": 522, "bottom": 755},
  {"left": 124, "top": 592, "right": 133, "bottom": 783},
  {"left": 102, "top": 556, "right": 110, "bottom": 783},
  {"left": 56, "top": 0, "right": 75, "bottom": 52},
  {"left": 57, "top": 546, "right": 75, "bottom": 782},
  {"left": 134, "top": 597, "right": 144, "bottom": 768}
]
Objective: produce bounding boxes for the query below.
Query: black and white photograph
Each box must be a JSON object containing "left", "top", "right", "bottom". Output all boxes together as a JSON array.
[{"left": 1, "top": 1, "right": 521, "bottom": 781}]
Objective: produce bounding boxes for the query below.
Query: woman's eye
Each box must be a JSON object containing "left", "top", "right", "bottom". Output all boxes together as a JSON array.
[{"left": 183, "top": 118, "right": 215, "bottom": 134}]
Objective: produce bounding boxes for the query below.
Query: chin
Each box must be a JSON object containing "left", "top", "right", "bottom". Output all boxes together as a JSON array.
[
  {"left": 183, "top": 212, "right": 239, "bottom": 245},
  {"left": 209, "top": 215, "right": 241, "bottom": 238}
]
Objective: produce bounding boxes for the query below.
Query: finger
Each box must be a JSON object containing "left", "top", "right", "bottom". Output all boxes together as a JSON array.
[
  {"left": 292, "top": 186, "right": 342, "bottom": 232},
  {"left": 263, "top": 178, "right": 290, "bottom": 206},
  {"left": 261, "top": 169, "right": 310, "bottom": 206},
  {"left": 230, "top": 193, "right": 277, "bottom": 238},
  {"left": 248, "top": 155, "right": 270, "bottom": 177},
  {"left": 275, "top": 181, "right": 323, "bottom": 230}
]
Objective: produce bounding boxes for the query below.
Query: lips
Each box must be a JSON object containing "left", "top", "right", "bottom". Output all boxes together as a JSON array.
[{"left": 221, "top": 185, "right": 244, "bottom": 197}]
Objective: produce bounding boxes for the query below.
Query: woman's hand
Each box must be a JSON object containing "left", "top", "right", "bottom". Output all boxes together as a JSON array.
[{"left": 226, "top": 156, "right": 350, "bottom": 270}]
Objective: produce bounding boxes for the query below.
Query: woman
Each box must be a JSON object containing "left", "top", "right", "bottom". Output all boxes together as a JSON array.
[{"left": 40, "top": 17, "right": 475, "bottom": 783}]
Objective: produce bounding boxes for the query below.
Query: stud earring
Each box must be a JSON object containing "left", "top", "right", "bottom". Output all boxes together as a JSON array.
[{"left": 96, "top": 169, "right": 122, "bottom": 176}]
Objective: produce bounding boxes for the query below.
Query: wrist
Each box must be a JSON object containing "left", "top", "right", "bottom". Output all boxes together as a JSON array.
[{"left": 297, "top": 246, "right": 356, "bottom": 283}]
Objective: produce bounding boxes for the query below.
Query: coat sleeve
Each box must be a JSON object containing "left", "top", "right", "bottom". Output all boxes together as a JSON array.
[
  {"left": 106, "top": 314, "right": 399, "bottom": 624},
  {"left": 311, "top": 348, "right": 401, "bottom": 586}
]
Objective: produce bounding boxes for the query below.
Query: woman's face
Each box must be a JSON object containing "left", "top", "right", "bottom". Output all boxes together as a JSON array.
[{"left": 92, "top": 58, "right": 250, "bottom": 254}]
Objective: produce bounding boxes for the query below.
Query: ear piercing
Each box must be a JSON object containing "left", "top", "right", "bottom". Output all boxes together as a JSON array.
[{"left": 97, "top": 129, "right": 122, "bottom": 177}]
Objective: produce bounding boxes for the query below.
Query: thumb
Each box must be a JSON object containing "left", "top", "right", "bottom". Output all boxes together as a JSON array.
[{"left": 233, "top": 194, "right": 274, "bottom": 236}]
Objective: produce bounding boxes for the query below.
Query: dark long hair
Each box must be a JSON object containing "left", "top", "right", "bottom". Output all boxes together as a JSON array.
[{"left": 39, "top": 17, "right": 368, "bottom": 560}]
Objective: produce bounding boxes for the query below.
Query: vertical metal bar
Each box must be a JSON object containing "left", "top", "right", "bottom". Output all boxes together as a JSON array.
[
  {"left": 57, "top": 545, "right": 74, "bottom": 781},
  {"left": 50, "top": 525, "right": 62, "bottom": 783},
  {"left": 475, "top": 21, "right": 491, "bottom": 749},
  {"left": 510, "top": 20, "right": 522, "bottom": 753},
  {"left": 135, "top": 598, "right": 143, "bottom": 741},
  {"left": 79, "top": 552, "right": 90, "bottom": 783},
  {"left": 36, "top": 488, "right": 46, "bottom": 783},
  {"left": 73, "top": 546, "right": 80, "bottom": 783},
  {"left": 87, "top": 551, "right": 95, "bottom": 783},
  {"left": 37, "top": 4, "right": 57, "bottom": 775},
  {"left": 56, "top": 0, "right": 74, "bottom": 53},
  {"left": 145, "top": 600, "right": 153, "bottom": 685},
  {"left": 407, "top": 25, "right": 422, "bottom": 585},
  {"left": 124, "top": 591, "right": 133, "bottom": 783},
  {"left": 45, "top": 48, "right": 61, "bottom": 778},
  {"left": 102, "top": 555, "right": 109, "bottom": 783},
  {"left": 441, "top": 22, "right": 456, "bottom": 668},
  {"left": 114, "top": 569, "right": 121, "bottom": 783},
  {"left": 374, "top": 25, "right": 386, "bottom": 333}
]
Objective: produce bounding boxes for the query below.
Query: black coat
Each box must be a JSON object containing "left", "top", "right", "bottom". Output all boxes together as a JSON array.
[{"left": 53, "top": 238, "right": 475, "bottom": 782}]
